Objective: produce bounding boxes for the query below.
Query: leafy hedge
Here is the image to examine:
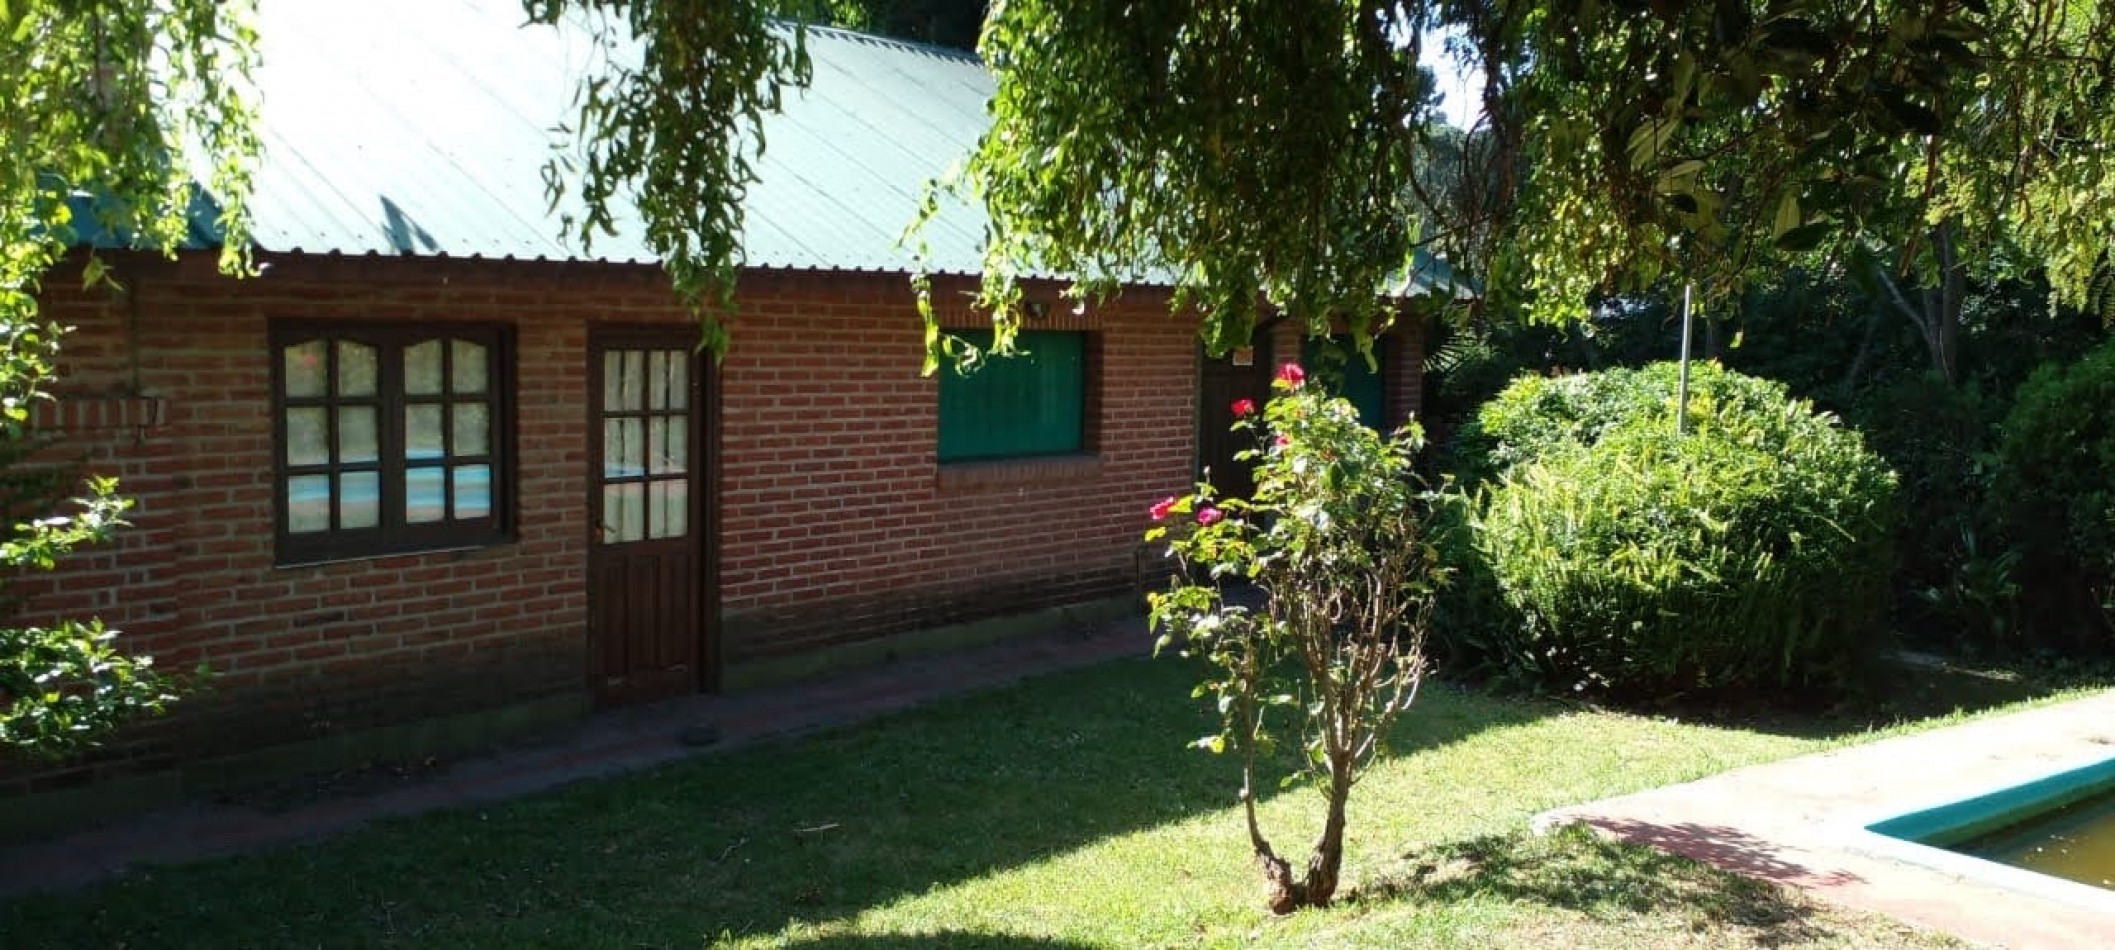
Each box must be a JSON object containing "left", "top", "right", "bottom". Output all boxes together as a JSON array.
[
  {"left": 1997, "top": 340, "right": 2115, "bottom": 646},
  {"left": 1453, "top": 362, "right": 1798, "bottom": 481},
  {"left": 1450, "top": 362, "right": 1899, "bottom": 697}
]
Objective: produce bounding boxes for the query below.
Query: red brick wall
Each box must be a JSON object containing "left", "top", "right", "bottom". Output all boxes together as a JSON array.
[
  {"left": 715, "top": 273, "right": 1198, "bottom": 659},
  {"left": 3, "top": 254, "right": 1215, "bottom": 789}
]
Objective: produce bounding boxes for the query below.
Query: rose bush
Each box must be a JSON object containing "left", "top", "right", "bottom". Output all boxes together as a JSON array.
[{"left": 1148, "top": 362, "right": 1448, "bottom": 913}]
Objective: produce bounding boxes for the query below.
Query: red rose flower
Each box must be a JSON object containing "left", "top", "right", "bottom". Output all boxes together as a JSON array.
[
  {"left": 1149, "top": 496, "right": 1178, "bottom": 521},
  {"left": 1231, "top": 397, "right": 1257, "bottom": 418},
  {"left": 1196, "top": 507, "right": 1225, "bottom": 526},
  {"left": 1276, "top": 362, "right": 1306, "bottom": 387}
]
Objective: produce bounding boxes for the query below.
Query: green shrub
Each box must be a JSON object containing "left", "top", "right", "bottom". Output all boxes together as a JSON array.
[
  {"left": 1849, "top": 375, "right": 2018, "bottom": 652},
  {"left": 1452, "top": 362, "right": 1899, "bottom": 697},
  {"left": 1996, "top": 341, "right": 2115, "bottom": 648},
  {"left": 1452, "top": 361, "right": 1796, "bottom": 484}
]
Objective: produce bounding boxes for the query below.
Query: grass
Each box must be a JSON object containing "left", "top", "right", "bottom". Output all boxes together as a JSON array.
[{"left": 2, "top": 654, "right": 2104, "bottom": 949}]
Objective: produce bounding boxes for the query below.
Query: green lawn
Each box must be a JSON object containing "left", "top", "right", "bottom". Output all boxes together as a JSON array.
[{"left": 3, "top": 654, "right": 2099, "bottom": 949}]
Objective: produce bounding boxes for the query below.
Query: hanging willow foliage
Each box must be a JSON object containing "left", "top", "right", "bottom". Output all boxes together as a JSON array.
[
  {"left": 524, "top": 0, "right": 811, "bottom": 356},
  {"left": 944, "top": 0, "right": 2115, "bottom": 351},
  {"left": 523, "top": 1, "right": 2113, "bottom": 360}
]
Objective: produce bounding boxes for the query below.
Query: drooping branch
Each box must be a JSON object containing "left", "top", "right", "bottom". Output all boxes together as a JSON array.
[{"left": 525, "top": 0, "right": 811, "bottom": 356}]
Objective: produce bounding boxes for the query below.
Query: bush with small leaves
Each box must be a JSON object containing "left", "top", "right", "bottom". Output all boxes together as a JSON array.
[
  {"left": 1996, "top": 340, "right": 2115, "bottom": 648},
  {"left": 1453, "top": 362, "right": 1898, "bottom": 698}
]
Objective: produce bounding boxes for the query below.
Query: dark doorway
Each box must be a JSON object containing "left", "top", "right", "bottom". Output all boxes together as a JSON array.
[{"left": 1197, "top": 335, "right": 1274, "bottom": 500}]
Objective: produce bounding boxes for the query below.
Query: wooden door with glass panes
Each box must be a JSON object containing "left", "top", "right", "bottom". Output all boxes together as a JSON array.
[{"left": 587, "top": 329, "right": 706, "bottom": 706}]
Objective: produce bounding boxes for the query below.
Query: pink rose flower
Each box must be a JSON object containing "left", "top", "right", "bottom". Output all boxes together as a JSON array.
[
  {"left": 1231, "top": 397, "right": 1257, "bottom": 418},
  {"left": 1276, "top": 363, "right": 1306, "bottom": 387},
  {"left": 1149, "top": 496, "right": 1178, "bottom": 521},
  {"left": 1274, "top": 434, "right": 1292, "bottom": 449},
  {"left": 1196, "top": 507, "right": 1225, "bottom": 526}
]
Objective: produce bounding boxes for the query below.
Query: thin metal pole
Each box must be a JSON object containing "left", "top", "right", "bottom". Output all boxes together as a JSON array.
[{"left": 1677, "top": 283, "right": 1694, "bottom": 435}]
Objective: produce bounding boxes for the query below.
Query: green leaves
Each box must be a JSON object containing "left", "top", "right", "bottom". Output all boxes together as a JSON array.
[
  {"left": 953, "top": 0, "right": 1430, "bottom": 355},
  {"left": 1995, "top": 338, "right": 2115, "bottom": 638},
  {"left": 0, "top": 0, "right": 251, "bottom": 754},
  {"left": 0, "top": 475, "right": 178, "bottom": 756},
  {"left": 527, "top": 0, "right": 812, "bottom": 356},
  {"left": 1145, "top": 376, "right": 1449, "bottom": 902},
  {"left": 1455, "top": 363, "right": 1900, "bottom": 697}
]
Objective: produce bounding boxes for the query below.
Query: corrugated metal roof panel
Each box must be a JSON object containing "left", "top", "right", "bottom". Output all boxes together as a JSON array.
[
  {"left": 228, "top": 0, "right": 997, "bottom": 274},
  {"left": 95, "top": 2, "right": 1471, "bottom": 299}
]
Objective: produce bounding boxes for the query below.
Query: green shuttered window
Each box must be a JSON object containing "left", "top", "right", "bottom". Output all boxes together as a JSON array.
[
  {"left": 1303, "top": 335, "right": 1389, "bottom": 430},
  {"left": 938, "top": 330, "right": 1087, "bottom": 462}
]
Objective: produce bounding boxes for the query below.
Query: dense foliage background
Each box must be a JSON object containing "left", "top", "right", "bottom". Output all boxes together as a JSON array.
[{"left": 1428, "top": 268, "right": 2111, "bottom": 677}]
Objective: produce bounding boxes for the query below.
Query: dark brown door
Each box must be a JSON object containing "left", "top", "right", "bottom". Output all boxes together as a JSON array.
[
  {"left": 588, "top": 329, "right": 707, "bottom": 706},
  {"left": 1198, "top": 335, "right": 1273, "bottom": 500}
]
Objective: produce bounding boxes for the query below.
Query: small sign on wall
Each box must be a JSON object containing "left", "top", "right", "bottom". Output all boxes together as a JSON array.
[{"left": 1231, "top": 346, "right": 1255, "bottom": 367}]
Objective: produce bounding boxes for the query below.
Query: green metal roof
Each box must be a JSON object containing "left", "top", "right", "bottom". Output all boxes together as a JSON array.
[
  {"left": 73, "top": 1, "right": 1472, "bottom": 298},
  {"left": 161, "top": 1, "right": 999, "bottom": 275}
]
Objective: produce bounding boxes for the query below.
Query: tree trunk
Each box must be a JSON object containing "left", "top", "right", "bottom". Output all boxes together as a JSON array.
[
  {"left": 1257, "top": 849, "right": 1303, "bottom": 915},
  {"left": 1871, "top": 223, "right": 1965, "bottom": 386},
  {"left": 1249, "top": 757, "right": 1354, "bottom": 913},
  {"left": 1933, "top": 221, "right": 1964, "bottom": 384},
  {"left": 1301, "top": 768, "right": 1352, "bottom": 907}
]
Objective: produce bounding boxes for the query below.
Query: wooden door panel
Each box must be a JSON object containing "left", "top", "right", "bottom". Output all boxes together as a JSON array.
[{"left": 588, "top": 330, "right": 707, "bottom": 706}]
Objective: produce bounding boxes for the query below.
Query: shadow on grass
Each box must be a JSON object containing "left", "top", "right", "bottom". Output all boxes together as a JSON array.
[
  {"left": 1354, "top": 825, "right": 1835, "bottom": 948},
  {"left": 1636, "top": 652, "right": 2115, "bottom": 742},
  {"left": 778, "top": 932, "right": 1100, "bottom": 950},
  {"left": 0, "top": 656, "right": 1557, "bottom": 949}
]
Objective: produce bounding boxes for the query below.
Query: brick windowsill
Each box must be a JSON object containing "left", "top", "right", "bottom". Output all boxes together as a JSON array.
[{"left": 936, "top": 453, "right": 1104, "bottom": 492}]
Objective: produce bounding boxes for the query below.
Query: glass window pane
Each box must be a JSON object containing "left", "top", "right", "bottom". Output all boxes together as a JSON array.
[
  {"left": 622, "top": 350, "right": 645, "bottom": 410},
  {"left": 650, "top": 417, "right": 686, "bottom": 474},
  {"left": 339, "top": 472, "right": 380, "bottom": 529},
  {"left": 602, "top": 483, "right": 645, "bottom": 543},
  {"left": 452, "top": 403, "right": 489, "bottom": 457},
  {"left": 405, "top": 467, "right": 446, "bottom": 524},
  {"left": 287, "top": 475, "right": 331, "bottom": 533},
  {"left": 649, "top": 479, "right": 688, "bottom": 539},
  {"left": 405, "top": 341, "right": 443, "bottom": 396},
  {"left": 336, "top": 341, "right": 377, "bottom": 397},
  {"left": 604, "top": 417, "right": 645, "bottom": 478},
  {"left": 661, "top": 350, "right": 688, "bottom": 410},
  {"left": 338, "top": 407, "right": 378, "bottom": 463},
  {"left": 406, "top": 404, "right": 444, "bottom": 461},
  {"left": 286, "top": 408, "right": 329, "bottom": 466},
  {"left": 648, "top": 351, "right": 668, "bottom": 410},
  {"left": 451, "top": 340, "right": 488, "bottom": 394},
  {"left": 283, "top": 341, "right": 327, "bottom": 398},
  {"left": 604, "top": 350, "right": 644, "bottom": 411},
  {"left": 452, "top": 465, "right": 491, "bottom": 520}
]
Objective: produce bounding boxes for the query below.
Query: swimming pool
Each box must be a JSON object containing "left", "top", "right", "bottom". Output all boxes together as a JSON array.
[{"left": 1861, "top": 753, "right": 2115, "bottom": 915}]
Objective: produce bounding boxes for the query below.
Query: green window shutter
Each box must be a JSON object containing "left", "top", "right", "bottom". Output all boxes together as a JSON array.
[
  {"left": 1303, "top": 335, "right": 1388, "bottom": 430},
  {"left": 938, "top": 330, "right": 1086, "bottom": 462}
]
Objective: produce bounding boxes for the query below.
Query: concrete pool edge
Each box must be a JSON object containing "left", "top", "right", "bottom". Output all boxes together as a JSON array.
[
  {"left": 1532, "top": 689, "right": 2115, "bottom": 948},
  {"left": 1844, "top": 750, "right": 2115, "bottom": 919}
]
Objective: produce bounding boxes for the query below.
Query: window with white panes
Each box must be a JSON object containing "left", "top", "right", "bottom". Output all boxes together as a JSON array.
[
  {"left": 596, "top": 348, "right": 690, "bottom": 544},
  {"left": 271, "top": 322, "right": 512, "bottom": 563}
]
